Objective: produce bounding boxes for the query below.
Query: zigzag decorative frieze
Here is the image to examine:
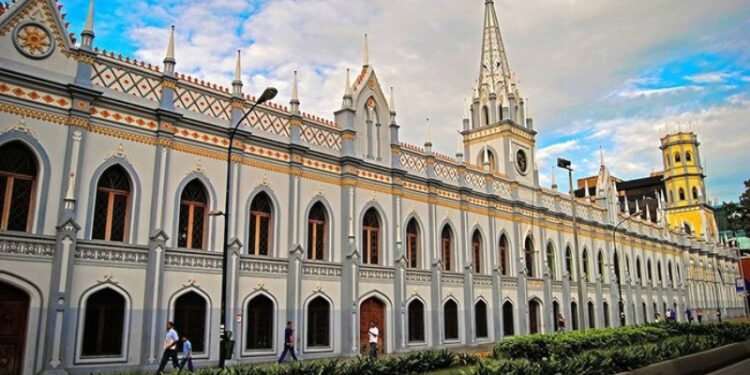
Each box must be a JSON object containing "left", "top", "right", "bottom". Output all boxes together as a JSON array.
[
  {"left": 399, "top": 151, "right": 427, "bottom": 173},
  {"left": 0, "top": 81, "right": 71, "bottom": 109},
  {"left": 174, "top": 85, "right": 231, "bottom": 120},
  {"left": 434, "top": 161, "right": 458, "bottom": 181},
  {"left": 91, "top": 62, "right": 162, "bottom": 102},
  {"left": 465, "top": 170, "right": 485, "bottom": 189},
  {"left": 241, "top": 107, "right": 290, "bottom": 137},
  {"left": 299, "top": 122, "right": 342, "bottom": 150}
]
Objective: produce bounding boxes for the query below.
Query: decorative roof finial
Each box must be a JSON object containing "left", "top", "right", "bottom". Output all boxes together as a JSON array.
[
  {"left": 80, "top": 0, "right": 95, "bottom": 49},
  {"left": 456, "top": 131, "right": 464, "bottom": 160},
  {"left": 483, "top": 143, "right": 490, "bottom": 171},
  {"left": 389, "top": 86, "right": 395, "bottom": 113},
  {"left": 342, "top": 68, "right": 353, "bottom": 108},
  {"left": 599, "top": 146, "right": 605, "bottom": 166},
  {"left": 290, "top": 70, "right": 300, "bottom": 114},
  {"left": 424, "top": 117, "right": 432, "bottom": 150},
  {"left": 551, "top": 165, "right": 557, "bottom": 191},
  {"left": 163, "top": 25, "right": 176, "bottom": 75},
  {"left": 232, "top": 49, "right": 242, "bottom": 96},
  {"left": 463, "top": 98, "right": 470, "bottom": 120},
  {"left": 363, "top": 33, "right": 369, "bottom": 67}
]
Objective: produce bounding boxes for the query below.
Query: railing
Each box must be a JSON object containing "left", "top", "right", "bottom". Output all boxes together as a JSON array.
[
  {"left": 406, "top": 269, "right": 432, "bottom": 283},
  {"left": 301, "top": 261, "right": 342, "bottom": 278},
  {"left": 75, "top": 240, "right": 148, "bottom": 265},
  {"left": 359, "top": 265, "right": 396, "bottom": 281},
  {"left": 165, "top": 249, "right": 223, "bottom": 270},
  {"left": 239, "top": 256, "right": 289, "bottom": 276},
  {"left": 0, "top": 233, "right": 55, "bottom": 258}
]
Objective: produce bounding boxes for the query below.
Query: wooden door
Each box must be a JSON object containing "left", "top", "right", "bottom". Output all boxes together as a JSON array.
[
  {"left": 529, "top": 300, "right": 540, "bottom": 334},
  {"left": 359, "top": 298, "right": 385, "bottom": 355},
  {"left": 0, "top": 282, "right": 29, "bottom": 375}
]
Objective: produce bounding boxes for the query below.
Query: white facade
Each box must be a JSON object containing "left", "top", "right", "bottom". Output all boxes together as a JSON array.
[{"left": 0, "top": 1, "right": 744, "bottom": 374}]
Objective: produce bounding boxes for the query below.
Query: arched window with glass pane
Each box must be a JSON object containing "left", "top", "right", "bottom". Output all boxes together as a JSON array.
[
  {"left": 685, "top": 151, "right": 692, "bottom": 162},
  {"left": 307, "top": 202, "right": 327, "bottom": 260},
  {"left": 565, "top": 246, "right": 574, "bottom": 281},
  {"left": 441, "top": 226, "right": 453, "bottom": 271},
  {"left": 443, "top": 299, "right": 459, "bottom": 341},
  {"left": 475, "top": 300, "right": 488, "bottom": 338},
  {"left": 546, "top": 243, "right": 556, "bottom": 280},
  {"left": 362, "top": 208, "right": 381, "bottom": 265},
  {"left": 597, "top": 251, "right": 605, "bottom": 282},
  {"left": 582, "top": 249, "right": 590, "bottom": 282},
  {"left": 637, "top": 258, "right": 643, "bottom": 284},
  {"left": 177, "top": 180, "right": 208, "bottom": 249},
  {"left": 524, "top": 236, "right": 534, "bottom": 277},
  {"left": 306, "top": 297, "right": 330, "bottom": 348},
  {"left": 647, "top": 259, "right": 653, "bottom": 284},
  {"left": 499, "top": 234, "right": 509, "bottom": 276},
  {"left": 92, "top": 165, "right": 131, "bottom": 242},
  {"left": 406, "top": 218, "right": 420, "bottom": 268},
  {"left": 471, "top": 230, "right": 482, "bottom": 274},
  {"left": 407, "top": 299, "right": 425, "bottom": 343},
  {"left": 246, "top": 294, "right": 274, "bottom": 350},
  {"left": 248, "top": 192, "right": 273, "bottom": 256},
  {"left": 0, "top": 141, "right": 38, "bottom": 232}
]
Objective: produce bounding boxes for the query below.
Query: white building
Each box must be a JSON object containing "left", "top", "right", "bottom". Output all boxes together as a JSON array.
[{"left": 0, "top": 0, "right": 743, "bottom": 374}]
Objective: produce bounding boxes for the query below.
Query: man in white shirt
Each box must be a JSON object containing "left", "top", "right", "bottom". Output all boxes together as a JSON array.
[
  {"left": 155, "top": 321, "right": 179, "bottom": 374},
  {"left": 368, "top": 321, "right": 379, "bottom": 359}
]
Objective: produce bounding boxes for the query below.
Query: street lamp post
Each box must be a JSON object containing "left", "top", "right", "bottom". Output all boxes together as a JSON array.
[
  {"left": 612, "top": 210, "right": 640, "bottom": 326},
  {"left": 557, "top": 158, "right": 586, "bottom": 332},
  {"left": 219, "top": 87, "right": 277, "bottom": 369}
]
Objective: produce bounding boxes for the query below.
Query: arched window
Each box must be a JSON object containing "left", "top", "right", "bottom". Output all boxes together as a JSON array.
[
  {"left": 248, "top": 192, "right": 273, "bottom": 256},
  {"left": 499, "top": 234, "right": 509, "bottom": 276},
  {"left": 503, "top": 301, "right": 514, "bottom": 336},
  {"left": 480, "top": 149, "right": 497, "bottom": 172},
  {"left": 174, "top": 291, "right": 207, "bottom": 353},
  {"left": 441, "top": 226, "right": 453, "bottom": 271},
  {"left": 0, "top": 141, "right": 38, "bottom": 232},
  {"left": 685, "top": 151, "right": 692, "bottom": 162},
  {"left": 524, "top": 236, "right": 534, "bottom": 277},
  {"left": 582, "top": 249, "right": 590, "bottom": 282},
  {"left": 362, "top": 208, "right": 381, "bottom": 265},
  {"left": 565, "top": 246, "right": 574, "bottom": 281},
  {"left": 668, "top": 262, "right": 674, "bottom": 286},
  {"left": 475, "top": 300, "right": 488, "bottom": 338},
  {"left": 669, "top": 190, "right": 674, "bottom": 203},
  {"left": 657, "top": 262, "right": 663, "bottom": 285},
  {"left": 407, "top": 299, "right": 425, "bottom": 343},
  {"left": 678, "top": 188, "right": 686, "bottom": 201},
  {"left": 177, "top": 180, "right": 208, "bottom": 249},
  {"left": 482, "top": 105, "right": 490, "bottom": 126},
  {"left": 553, "top": 300, "right": 561, "bottom": 331},
  {"left": 636, "top": 258, "right": 643, "bottom": 283},
  {"left": 306, "top": 297, "right": 330, "bottom": 348},
  {"left": 613, "top": 251, "right": 621, "bottom": 285},
  {"left": 674, "top": 152, "right": 681, "bottom": 163},
  {"left": 603, "top": 302, "right": 610, "bottom": 327},
  {"left": 471, "top": 230, "right": 482, "bottom": 274},
  {"left": 691, "top": 186, "right": 698, "bottom": 200},
  {"left": 683, "top": 222, "right": 692, "bottom": 235},
  {"left": 444, "top": 299, "right": 459, "bottom": 341},
  {"left": 597, "top": 251, "right": 605, "bottom": 282},
  {"left": 406, "top": 218, "right": 420, "bottom": 268},
  {"left": 647, "top": 259, "right": 653, "bottom": 284},
  {"left": 546, "top": 243, "right": 556, "bottom": 280},
  {"left": 81, "top": 288, "right": 126, "bottom": 357},
  {"left": 588, "top": 301, "right": 596, "bottom": 329},
  {"left": 307, "top": 202, "right": 327, "bottom": 260},
  {"left": 246, "top": 294, "right": 274, "bottom": 350},
  {"left": 92, "top": 165, "right": 131, "bottom": 242}
]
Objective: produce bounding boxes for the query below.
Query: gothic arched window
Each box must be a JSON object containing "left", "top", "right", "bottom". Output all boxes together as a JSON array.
[
  {"left": 362, "top": 208, "right": 381, "bottom": 265},
  {"left": 307, "top": 202, "right": 327, "bottom": 260},
  {"left": 597, "top": 250, "right": 605, "bottom": 282},
  {"left": 246, "top": 294, "right": 274, "bottom": 350},
  {"left": 406, "top": 218, "right": 420, "bottom": 268},
  {"left": 582, "top": 249, "right": 590, "bottom": 282},
  {"left": 524, "top": 236, "right": 534, "bottom": 277},
  {"left": 475, "top": 300, "right": 488, "bottom": 338},
  {"left": 565, "top": 246, "right": 574, "bottom": 281},
  {"left": 407, "top": 299, "right": 425, "bottom": 343},
  {"left": 678, "top": 188, "right": 686, "bottom": 201},
  {"left": 472, "top": 230, "right": 482, "bottom": 274},
  {"left": 249, "top": 192, "right": 273, "bottom": 256},
  {"left": 442, "top": 225, "right": 453, "bottom": 271},
  {"left": 81, "top": 288, "right": 126, "bottom": 357},
  {"left": 306, "top": 297, "right": 330, "bottom": 347},
  {"left": 685, "top": 151, "right": 692, "bottom": 162},
  {"left": 692, "top": 186, "right": 698, "bottom": 200},
  {"left": 443, "top": 299, "right": 459, "bottom": 341},
  {"left": 499, "top": 234, "right": 509, "bottom": 276},
  {"left": 482, "top": 105, "right": 490, "bottom": 126},
  {"left": 0, "top": 141, "right": 37, "bottom": 232},
  {"left": 174, "top": 291, "right": 207, "bottom": 353},
  {"left": 177, "top": 180, "right": 208, "bottom": 250},
  {"left": 674, "top": 152, "right": 681, "bottom": 163},
  {"left": 92, "top": 165, "right": 131, "bottom": 242},
  {"left": 547, "top": 243, "right": 557, "bottom": 280}
]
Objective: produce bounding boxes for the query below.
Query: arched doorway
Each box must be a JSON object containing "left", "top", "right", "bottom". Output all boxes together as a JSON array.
[
  {"left": 603, "top": 302, "right": 610, "bottom": 327},
  {"left": 360, "top": 297, "right": 385, "bottom": 355},
  {"left": 173, "top": 291, "right": 207, "bottom": 353},
  {"left": 588, "top": 301, "right": 596, "bottom": 329},
  {"left": 528, "top": 299, "right": 541, "bottom": 334},
  {"left": 571, "top": 301, "right": 579, "bottom": 330},
  {"left": 502, "top": 301, "right": 514, "bottom": 336},
  {"left": 552, "top": 300, "right": 561, "bottom": 331},
  {"left": 0, "top": 281, "right": 29, "bottom": 375}
]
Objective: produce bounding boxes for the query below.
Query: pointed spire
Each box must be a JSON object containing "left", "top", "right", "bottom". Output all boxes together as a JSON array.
[
  {"left": 363, "top": 33, "right": 369, "bottom": 66},
  {"left": 232, "top": 49, "right": 243, "bottom": 96},
  {"left": 163, "top": 25, "right": 176, "bottom": 75},
  {"left": 342, "top": 68, "right": 353, "bottom": 109},
  {"left": 584, "top": 179, "right": 590, "bottom": 198},
  {"left": 80, "top": 0, "right": 95, "bottom": 49},
  {"left": 478, "top": 0, "right": 512, "bottom": 98},
  {"left": 599, "top": 146, "right": 605, "bottom": 166},
  {"left": 389, "top": 86, "right": 396, "bottom": 113},
  {"left": 551, "top": 166, "right": 558, "bottom": 191},
  {"left": 463, "top": 98, "right": 469, "bottom": 120},
  {"left": 290, "top": 70, "right": 300, "bottom": 114}
]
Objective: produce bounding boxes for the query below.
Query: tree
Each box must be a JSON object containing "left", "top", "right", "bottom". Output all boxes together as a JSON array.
[{"left": 726, "top": 179, "right": 750, "bottom": 234}]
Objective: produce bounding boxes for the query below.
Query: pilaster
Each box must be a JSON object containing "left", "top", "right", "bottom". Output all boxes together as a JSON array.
[{"left": 139, "top": 230, "right": 168, "bottom": 369}]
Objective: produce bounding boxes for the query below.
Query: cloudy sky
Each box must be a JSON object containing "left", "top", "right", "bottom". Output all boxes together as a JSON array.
[{"left": 65, "top": 0, "right": 749, "bottom": 202}]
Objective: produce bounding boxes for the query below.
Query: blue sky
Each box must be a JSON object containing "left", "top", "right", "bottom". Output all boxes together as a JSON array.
[{"left": 61, "top": 0, "right": 750, "bottom": 202}]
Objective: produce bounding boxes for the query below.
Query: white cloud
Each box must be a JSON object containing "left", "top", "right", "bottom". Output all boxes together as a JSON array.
[
  {"left": 616, "top": 85, "right": 702, "bottom": 98},
  {"left": 685, "top": 72, "right": 735, "bottom": 84}
]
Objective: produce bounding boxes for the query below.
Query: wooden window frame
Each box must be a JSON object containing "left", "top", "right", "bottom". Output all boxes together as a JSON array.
[
  {"left": 94, "top": 185, "right": 131, "bottom": 242},
  {"left": 0, "top": 172, "right": 36, "bottom": 232},
  {"left": 180, "top": 198, "right": 207, "bottom": 250}
]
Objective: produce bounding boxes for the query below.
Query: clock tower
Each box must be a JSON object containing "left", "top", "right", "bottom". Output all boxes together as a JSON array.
[{"left": 461, "top": 0, "right": 538, "bottom": 186}]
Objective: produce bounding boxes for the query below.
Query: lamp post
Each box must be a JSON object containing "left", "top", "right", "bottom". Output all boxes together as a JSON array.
[
  {"left": 557, "top": 157, "right": 586, "bottom": 331},
  {"left": 219, "top": 87, "right": 277, "bottom": 369},
  {"left": 612, "top": 210, "right": 640, "bottom": 326}
]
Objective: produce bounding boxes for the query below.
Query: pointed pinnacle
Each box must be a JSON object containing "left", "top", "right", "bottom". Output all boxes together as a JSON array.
[
  {"left": 389, "top": 86, "right": 395, "bottom": 113},
  {"left": 344, "top": 68, "right": 352, "bottom": 97},
  {"left": 363, "top": 33, "right": 369, "bottom": 66},
  {"left": 291, "top": 70, "right": 299, "bottom": 101},
  {"left": 425, "top": 118, "right": 432, "bottom": 144},
  {"left": 83, "top": 0, "right": 95, "bottom": 33},
  {"left": 165, "top": 25, "right": 175, "bottom": 61},
  {"left": 234, "top": 50, "right": 242, "bottom": 82}
]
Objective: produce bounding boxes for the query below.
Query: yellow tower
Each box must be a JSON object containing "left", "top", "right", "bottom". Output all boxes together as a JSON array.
[{"left": 661, "top": 131, "right": 718, "bottom": 240}]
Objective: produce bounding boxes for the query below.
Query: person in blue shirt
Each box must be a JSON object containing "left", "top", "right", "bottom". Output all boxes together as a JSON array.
[
  {"left": 278, "top": 321, "right": 299, "bottom": 363},
  {"left": 155, "top": 321, "right": 179, "bottom": 374},
  {"left": 178, "top": 335, "right": 194, "bottom": 372}
]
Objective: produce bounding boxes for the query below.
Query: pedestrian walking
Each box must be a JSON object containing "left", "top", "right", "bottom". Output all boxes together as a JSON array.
[
  {"left": 278, "top": 321, "right": 299, "bottom": 363},
  {"left": 178, "top": 335, "right": 193, "bottom": 372},
  {"left": 557, "top": 313, "right": 565, "bottom": 332},
  {"left": 697, "top": 308, "right": 703, "bottom": 324},
  {"left": 685, "top": 308, "right": 693, "bottom": 324},
  {"left": 155, "top": 321, "right": 179, "bottom": 375},
  {"left": 716, "top": 308, "right": 722, "bottom": 322},
  {"left": 368, "top": 321, "right": 379, "bottom": 360}
]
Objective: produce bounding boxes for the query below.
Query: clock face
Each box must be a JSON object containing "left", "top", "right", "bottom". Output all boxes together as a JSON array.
[{"left": 516, "top": 149, "right": 528, "bottom": 174}]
